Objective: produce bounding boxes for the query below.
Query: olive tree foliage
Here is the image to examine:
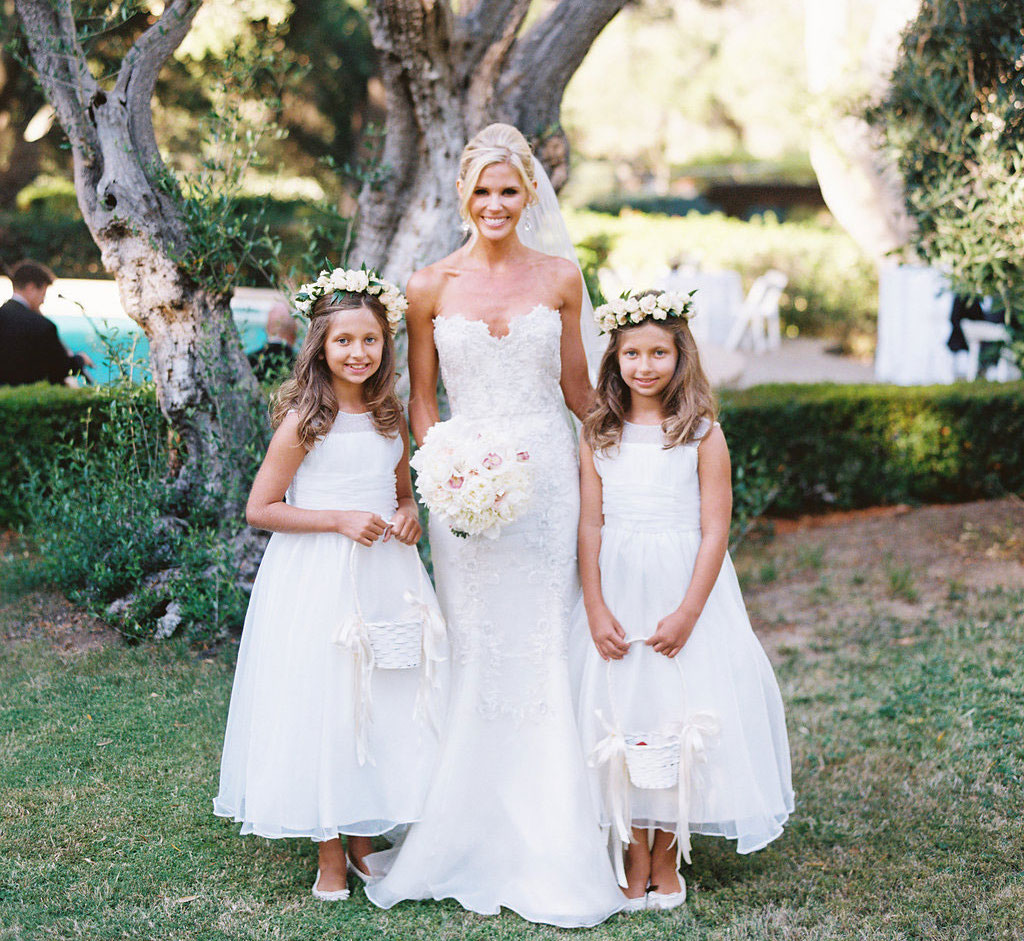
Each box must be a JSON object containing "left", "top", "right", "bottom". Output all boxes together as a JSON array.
[
  {"left": 352, "top": 0, "right": 631, "bottom": 280},
  {"left": 868, "top": 0, "right": 1024, "bottom": 362},
  {"left": 13, "top": 0, "right": 267, "bottom": 513}
]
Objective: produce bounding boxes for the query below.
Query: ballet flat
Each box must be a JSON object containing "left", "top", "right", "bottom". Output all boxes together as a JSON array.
[
  {"left": 621, "top": 894, "right": 648, "bottom": 913},
  {"left": 646, "top": 877, "right": 687, "bottom": 911},
  {"left": 347, "top": 856, "right": 372, "bottom": 884},
  {"left": 311, "top": 868, "right": 350, "bottom": 901}
]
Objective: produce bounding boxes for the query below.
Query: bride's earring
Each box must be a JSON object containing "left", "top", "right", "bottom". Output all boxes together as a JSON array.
[{"left": 522, "top": 206, "right": 533, "bottom": 232}]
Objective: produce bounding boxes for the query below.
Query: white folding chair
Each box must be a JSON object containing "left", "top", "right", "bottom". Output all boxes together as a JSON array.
[
  {"left": 725, "top": 270, "right": 788, "bottom": 353},
  {"left": 961, "top": 320, "right": 1020, "bottom": 381}
]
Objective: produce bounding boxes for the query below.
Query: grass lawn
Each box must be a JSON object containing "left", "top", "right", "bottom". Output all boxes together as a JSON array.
[{"left": 2, "top": 510, "right": 1023, "bottom": 940}]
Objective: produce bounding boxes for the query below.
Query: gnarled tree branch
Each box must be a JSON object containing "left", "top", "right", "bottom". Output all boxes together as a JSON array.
[
  {"left": 115, "top": 0, "right": 201, "bottom": 176},
  {"left": 499, "top": 0, "right": 629, "bottom": 138},
  {"left": 354, "top": 0, "right": 628, "bottom": 274},
  {"left": 15, "top": 0, "right": 99, "bottom": 159}
]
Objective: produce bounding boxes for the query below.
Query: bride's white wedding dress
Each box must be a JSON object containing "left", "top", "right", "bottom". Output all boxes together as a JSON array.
[{"left": 365, "top": 304, "right": 625, "bottom": 927}]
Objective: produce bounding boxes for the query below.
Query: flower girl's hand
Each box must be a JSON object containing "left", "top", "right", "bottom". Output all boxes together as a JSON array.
[
  {"left": 335, "top": 511, "right": 390, "bottom": 546},
  {"left": 588, "top": 605, "right": 630, "bottom": 661},
  {"left": 647, "top": 609, "right": 697, "bottom": 658},
  {"left": 387, "top": 507, "right": 422, "bottom": 545}
]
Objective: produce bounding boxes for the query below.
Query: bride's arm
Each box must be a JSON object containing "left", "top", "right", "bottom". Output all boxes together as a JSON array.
[
  {"left": 406, "top": 268, "right": 442, "bottom": 446},
  {"left": 556, "top": 262, "right": 595, "bottom": 420}
]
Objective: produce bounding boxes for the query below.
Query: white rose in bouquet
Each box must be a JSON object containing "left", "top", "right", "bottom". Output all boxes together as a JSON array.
[{"left": 411, "top": 417, "right": 533, "bottom": 539}]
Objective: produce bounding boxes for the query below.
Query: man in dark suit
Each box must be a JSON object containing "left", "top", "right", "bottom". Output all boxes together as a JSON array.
[{"left": 0, "top": 260, "right": 94, "bottom": 386}]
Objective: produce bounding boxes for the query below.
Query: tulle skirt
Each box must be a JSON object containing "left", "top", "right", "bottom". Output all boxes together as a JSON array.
[
  {"left": 569, "top": 525, "right": 794, "bottom": 854},
  {"left": 214, "top": 531, "right": 443, "bottom": 841}
]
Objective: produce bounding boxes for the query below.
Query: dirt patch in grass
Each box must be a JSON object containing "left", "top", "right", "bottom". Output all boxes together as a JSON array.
[
  {"left": 735, "top": 495, "right": 1024, "bottom": 659},
  {"left": 0, "top": 588, "right": 116, "bottom": 654},
  {"left": 0, "top": 530, "right": 117, "bottom": 655}
]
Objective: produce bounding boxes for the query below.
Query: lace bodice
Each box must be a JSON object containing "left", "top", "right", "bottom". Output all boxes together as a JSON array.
[
  {"left": 286, "top": 411, "right": 402, "bottom": 516},
  {"left": 433, "top": 305, "right": 566, "bottom": 420},
  {"left": 428, "top": 302, "right": 580, "bottom": 723},
  {"left": 593, "top": 419, "right": 716, "bottom": 534}
]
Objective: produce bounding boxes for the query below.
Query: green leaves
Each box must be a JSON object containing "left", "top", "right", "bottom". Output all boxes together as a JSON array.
[{"left": 869, "top": 0, "right": 1024, "bottom": 364}]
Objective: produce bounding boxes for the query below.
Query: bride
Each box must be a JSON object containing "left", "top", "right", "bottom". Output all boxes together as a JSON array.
[{"left": 365, "top": 124, "right": 624, "bottom": 926}]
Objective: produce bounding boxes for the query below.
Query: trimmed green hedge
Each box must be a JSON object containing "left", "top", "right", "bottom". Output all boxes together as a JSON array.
[
  {"left": 720, "top": 381, "right": 1024, "bottom": 514},
  {"left": 2, "top": 380, "right": 1023, "bottom": 529},
  {"left": 0, "top": 383, "right": 162, "bottom": 526}
]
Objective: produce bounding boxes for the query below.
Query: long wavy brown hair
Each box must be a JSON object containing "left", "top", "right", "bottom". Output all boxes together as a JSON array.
[
  {"left": 583, "top": 299, "right": 717, "bottom": 453},
  {"left": 272, "top": 293, "right": 402, "bottom": 449}
]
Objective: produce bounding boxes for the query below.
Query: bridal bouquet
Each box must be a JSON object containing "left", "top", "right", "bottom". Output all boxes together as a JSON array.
[{"left": 411, "top": 417, "right": 533, "bottom": 539}]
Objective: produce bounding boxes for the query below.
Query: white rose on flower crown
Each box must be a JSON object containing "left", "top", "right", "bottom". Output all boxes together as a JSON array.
[
  {"left": 347, "top": 269, "right": 370, "bottom": 293},
  {"left": 292, "top": 266, "right": 407, "bottom": 334},
  {"left": 593, "top": 289, "right": 696, "bottom": 335}
]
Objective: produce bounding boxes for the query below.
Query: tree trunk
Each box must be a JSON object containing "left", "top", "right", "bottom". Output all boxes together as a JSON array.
[
  {"left": 804, "top": 0, "right": 920, "bottom": 263},
  {"left": 352, "top": 0, "right": 629, "bottom": 280},
  {"left": 15, "top": 0, "right": 265, "bottom": 512}
]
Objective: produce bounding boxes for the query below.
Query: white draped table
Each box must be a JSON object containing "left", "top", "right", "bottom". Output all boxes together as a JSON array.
[{"left": 874, "top": 264, "right": 957, "bottom": 385}]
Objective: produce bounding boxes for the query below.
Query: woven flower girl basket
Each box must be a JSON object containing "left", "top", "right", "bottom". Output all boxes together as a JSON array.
[
  {"left": 607, "top": 641, "right": 687, "bottom": 789},
  {"left": 348, "top": 543, "right": 428, "bottom": 669}
]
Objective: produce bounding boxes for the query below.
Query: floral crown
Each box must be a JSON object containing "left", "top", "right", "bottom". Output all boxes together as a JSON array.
[
  {"left": 293, "top": 266, "right": 408, "bottom": 334},
  {"left": 593, "top": 289, "right": 695, "bottom": 335}
]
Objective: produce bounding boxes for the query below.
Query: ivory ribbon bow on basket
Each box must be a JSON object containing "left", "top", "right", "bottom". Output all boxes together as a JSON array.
[
  {"left": 588, "top": 641, "right": 720, "bottom": 885},
  {"left": 332, "top": 540, "right": 447, "bottom": 766}
]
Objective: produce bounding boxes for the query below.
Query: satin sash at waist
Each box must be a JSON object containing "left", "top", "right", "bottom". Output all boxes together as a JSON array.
[
  {"left": 287, "top": 474, "right": 397, "bottom": 516},
  {"left": 601, "top": 482, "right": 701, "bottom": 533}
]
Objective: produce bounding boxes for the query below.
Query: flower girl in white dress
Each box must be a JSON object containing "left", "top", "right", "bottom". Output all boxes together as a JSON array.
[
  {"left": 570, "top": 290, "right": 794, "bottom": 912},
  {"left": 214, "top": 273, "right": 445, "bottom": 901}
]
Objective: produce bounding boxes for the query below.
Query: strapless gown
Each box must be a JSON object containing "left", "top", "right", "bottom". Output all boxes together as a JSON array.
[{"left": 366, "top": 305, "right": 625, "bottom": 927}]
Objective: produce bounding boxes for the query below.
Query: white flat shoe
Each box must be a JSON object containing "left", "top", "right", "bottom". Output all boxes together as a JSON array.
[
  {"left": 621, "top": 893, "right": 648, "bottom": 913},
  {"left": 311, "top": 868, "right": 350, "bottom": 901},
  {"left": 347, "top": 856, "right": 372, "bottom": 884},
  {"left": 647, "top": 875, "right": 686, "bottom": 911}
]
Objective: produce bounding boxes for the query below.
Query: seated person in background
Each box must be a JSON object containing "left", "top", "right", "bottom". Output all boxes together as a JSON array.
[
  {"left": 248, "top": 300, "right": 297, "bottom": 383},
  {"left": 0, "top": 260, "right": 94, "bottom": 386}
]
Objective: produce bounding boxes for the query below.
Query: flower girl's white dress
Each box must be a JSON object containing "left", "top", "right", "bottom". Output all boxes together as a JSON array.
[
  {"left": 569, "top": 419, "right": 794, "bottom": 874},
  {"left": 214, "top": 412, "right": 445, "bottom": 841},
  {"left": 366, "top": 305, "right": 625, "bottom": 927}
]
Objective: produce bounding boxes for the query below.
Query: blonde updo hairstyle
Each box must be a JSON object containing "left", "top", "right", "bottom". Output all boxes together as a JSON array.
[{"left": 457, "top": 123, "right": 538, "bottom": 234}]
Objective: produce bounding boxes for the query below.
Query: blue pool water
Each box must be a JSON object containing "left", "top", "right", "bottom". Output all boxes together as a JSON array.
[{"left": 50, "top": 313, "right": 269, "bottom": 385}]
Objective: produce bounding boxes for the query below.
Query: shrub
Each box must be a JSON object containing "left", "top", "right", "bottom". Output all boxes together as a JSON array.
[
  {"left": 720, "top": 381, "right": 1024, "bottom": 514},
  {"left": 568, "top": 208, "right": 877, "bottom": 346},
  {"left": 868, "top": 0, "right": 1024, "bottom": 365},
  {"left": 0, "top": 383, "right": 129, "bottom": 526},
  {"left": 7, "top": 382, "right": 254, "bottom": 644},
  {"left": 5, "top": 381, "right": 1023, "bottom": 642}
]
